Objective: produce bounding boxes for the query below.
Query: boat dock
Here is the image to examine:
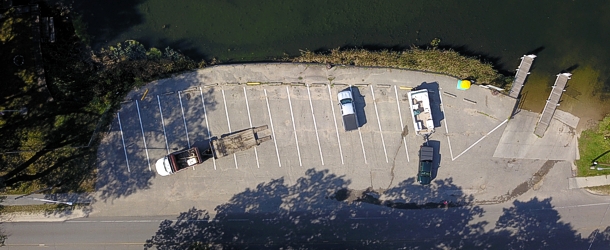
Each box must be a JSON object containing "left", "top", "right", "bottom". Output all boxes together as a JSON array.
[
  {"left": 508, "top": 55, "right": 537, "bottom": 98},
  {"left": 534, "top": 73, "right": 571, "bottom": 137}
]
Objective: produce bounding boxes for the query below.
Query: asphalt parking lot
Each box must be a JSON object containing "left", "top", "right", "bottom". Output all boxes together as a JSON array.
[{"left": 93, "top": 63, "right": 525, "bottom": 217}]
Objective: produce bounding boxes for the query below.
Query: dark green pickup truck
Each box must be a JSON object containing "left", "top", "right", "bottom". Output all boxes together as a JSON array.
[{"left": 418, "top": 145, "right": 434, "bottom": 185}]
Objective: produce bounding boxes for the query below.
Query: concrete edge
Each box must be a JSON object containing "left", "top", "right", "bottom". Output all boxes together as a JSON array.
[{"left": 0, "top": 210, "right": 88, "bottom": 222}]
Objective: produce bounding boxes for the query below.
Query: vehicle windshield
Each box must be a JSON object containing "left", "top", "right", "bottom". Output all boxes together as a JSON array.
[
  {"left": 164, "top": 161, "right": 171, "bottom": 173},
  {"left": 340, "top": 99, "right": 352, "bottom": 105}
]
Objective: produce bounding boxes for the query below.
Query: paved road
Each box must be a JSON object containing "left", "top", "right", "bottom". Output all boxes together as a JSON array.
[
  {"left": 2, "top": 217, "right": 162, "bottom": 249},
  {"left": 4, "top": 195, "right": 610, "bottom": 249}
]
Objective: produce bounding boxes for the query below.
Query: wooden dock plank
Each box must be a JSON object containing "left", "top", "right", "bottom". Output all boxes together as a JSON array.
[
  {"left": 509, "top": 55, "right": 536, "bottom": 98},
  {"left": 534, "top": 73, "right": 571, "bottom": 137}
]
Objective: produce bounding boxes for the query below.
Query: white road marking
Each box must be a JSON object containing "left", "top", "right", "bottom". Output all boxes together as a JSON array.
[
  {"left": 264, "top": 89, "right": 282, "bottom": 167},
  {"left": 178, "top": 91, "right": 191, "bottom": 148},
  {"left": 286, "top": 86, "right": 303, "bottom": 166},
  {"left": 243, "top": 87, "right": 260, "bottom": 169},
  {"left": 541, "top": 202, "right": 610, "bottom": 210},
  {"left": 157, "top": 95, "right": 170, "bottom": 154},
  {"left": 370, "top": 85, "right": 388, "bottom": 163},
  {"left": 135, "top": 100, "right": 151, "bottom": 171},
  {"left": 358, "top": 127, "right": 368, "bottom": 164},
  {"left": 221, "top": 88, "right": 238, "bottom": 169},
  {"left": 453, "top": 119, "right": 509, "bottom": 160},
  {"left": 588, "top": 201, "right": 610, "bottom": 250},
  {"left": 327, "top": 84, "right": 344, "bottom": 165},
  {"left": 307, "top": 85, "right": 325, "bottom": 166},
  {"left": 437, "top": 87, "right": 454, "bottom": 160},
  {"left": 394, "top": 85, "right": 409, "bottom": 162},
  {"left": 116, "top": 112, "right": 130, "bottom": 172},
  {"left": 350, "top": 86, "right": 368, "bottom": 164},
  {"left": 199, "top": 87, "right": 216, "bottom": 170},
  {"left": 68, "top": 219, "right": 212, "bottom": 223}
]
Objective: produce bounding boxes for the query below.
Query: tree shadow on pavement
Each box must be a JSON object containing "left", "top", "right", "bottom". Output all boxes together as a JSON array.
[
  {"left": 465, "top": 197, "right": 610, "bottom": 249},
  {"left": 94, "top": 77, "right": 218, "bottom": 203},
  {"left": 145, "top": 170, "right": 610, "bottom": 249},
  {"left": 93, "top": 117, "right": 156, "bottom": 202},
  {"left": 145, "top": 169, "right": 491, "bottom": 249}
]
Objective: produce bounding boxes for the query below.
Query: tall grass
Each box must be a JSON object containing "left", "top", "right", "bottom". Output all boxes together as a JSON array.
[{"left": 292, "top": 47, "right": 511, "bottom": 87}]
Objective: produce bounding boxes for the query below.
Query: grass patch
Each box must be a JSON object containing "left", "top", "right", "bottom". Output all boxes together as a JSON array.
[
  {"left": 576, "top": 115, "right": 610, "bottom": 176},
  {"left": 0, "top": 203, "right": 80, "bottom": 214}
]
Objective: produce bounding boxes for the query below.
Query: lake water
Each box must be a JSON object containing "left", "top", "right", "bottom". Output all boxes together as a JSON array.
[{"left": 68, "top": 0, "right": 610, "bottom": 129}]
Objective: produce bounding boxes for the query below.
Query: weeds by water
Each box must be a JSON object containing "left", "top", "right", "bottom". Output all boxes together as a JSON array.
[{"left": 292, "top": 47, "right": 512, "bottom": 88}]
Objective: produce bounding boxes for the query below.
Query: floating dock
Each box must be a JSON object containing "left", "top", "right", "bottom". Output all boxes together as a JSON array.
[
  {"left": 534, "top": 73, "right": 571, "bottom": 137},
  {"left": 509, "top": 55, "right": 536, "bottom": 98}
]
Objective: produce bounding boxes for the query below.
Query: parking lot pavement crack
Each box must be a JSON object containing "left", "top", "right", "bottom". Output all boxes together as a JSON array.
[
  {"left": 387, "top": 137, "right": 405, "bottom": 189},
  {"left": 477, "top": 160, "right": 559, "bottom": 205}
]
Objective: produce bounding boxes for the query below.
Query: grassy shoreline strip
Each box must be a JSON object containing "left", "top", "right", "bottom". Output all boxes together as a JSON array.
[{"left": 291, "top": 47, "right": 512, "bottom": 88}]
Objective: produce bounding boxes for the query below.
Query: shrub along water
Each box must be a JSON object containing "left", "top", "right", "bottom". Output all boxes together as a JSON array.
[{"left": 292, "top": 46, "right": 512, "bottom": 88}]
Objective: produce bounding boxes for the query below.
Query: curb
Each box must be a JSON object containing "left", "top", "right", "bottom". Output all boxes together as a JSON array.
[{"left": 1, "top": 210, "right": 88, "bottom": 222}]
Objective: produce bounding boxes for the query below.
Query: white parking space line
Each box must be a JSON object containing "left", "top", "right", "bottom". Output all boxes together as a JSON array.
[
  {"left": 264, "top": 89, "right": 282, "bottom": 167},
  {"left": 437, "top": 87, "right": 454, "bottom": 160},
  {"left": 350, "top": 86, "right": 368, "bottom": 164},
  {"left": 157, "top": 95, "right": 170, "bottom": 154},
  {"left": 135, "top": 100, "right": 151, "bottom": 171},
  {"left": 454, "top": 119, "right": 508, "bottom": 161},
  {"left": 116, "top": 112, "right": 130, "bottom": 172},
  {"left": 307, "top": 86, "right": 325, "bottom": 166},
  {"left": 221, "top": 88, "right": 238, "bottom": 169},
  {"left": 199, "top": 87, "right": 216, "bottom": 170},
  {"left": 243, "top": 87, "right": 260, "bottom": 169},
  {"left": 178, "top": 91, "right": 191, "bottom": 148},
  {"left": 357, "top": 128, "right": 368, "bottom": 164},
  {"left": 370, "top": 85, "right": 389, "bottom": 163},
  {"left": 327, "top": 85, "right": 344, "bottom": 165},
  {"left": 394, "top": 85, "right": 409, "bottom": 162},
  {"left": 286, "top": 86, "right": 303, "bottom": 167}
]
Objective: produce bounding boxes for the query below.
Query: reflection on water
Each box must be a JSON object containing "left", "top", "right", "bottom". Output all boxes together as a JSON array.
[{"left": 64, "top": 0, "right": 610, "bottom": 127}]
